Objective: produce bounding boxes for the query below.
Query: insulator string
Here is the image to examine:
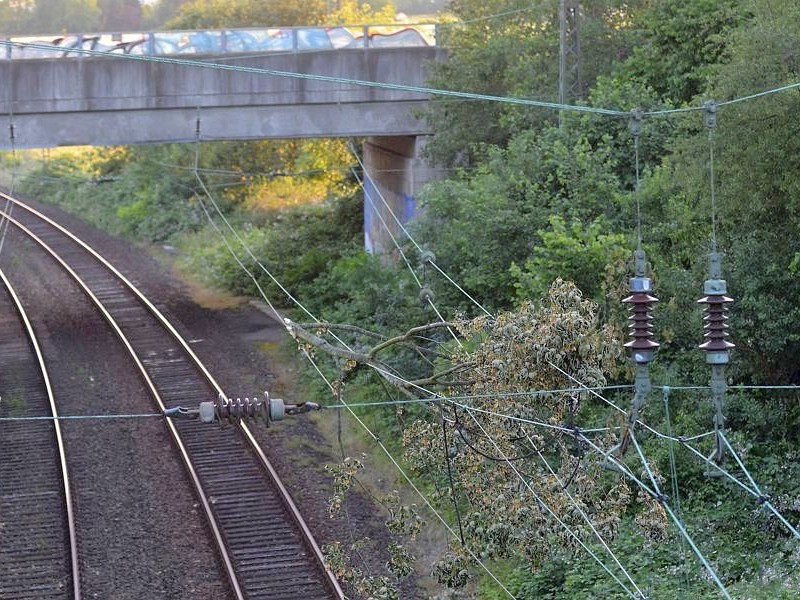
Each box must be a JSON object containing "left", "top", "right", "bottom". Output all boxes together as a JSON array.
[
  {"left": 704, "top": 100, "right": 719, "bottom": 253},
  {"left": 634, "top": 133, "right": 642, "bottom": 251},
  {"left": 708, "top": 127, "right": 717, "bottom": 253}
]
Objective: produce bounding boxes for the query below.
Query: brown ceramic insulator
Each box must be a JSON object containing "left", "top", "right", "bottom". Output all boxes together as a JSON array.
[
  {"left": 697, "top": 294, "right": 735, "bottom": 352},
  {"left": 622, "top": 292, "right": 660, "bottom": 351}
]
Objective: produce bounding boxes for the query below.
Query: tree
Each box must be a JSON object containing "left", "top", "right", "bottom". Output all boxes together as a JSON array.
[
  {"left": 143, "top": 0, "right": 189, "bottom": 28},
  {"left": 166, "top": 0, "right": 327, "bottom": 29},
  {"left": 619, "top": 0, "right": 746, "bottom": 105},
  {"left": 405, "top": 282, "right": 648, "bottom": 590},
  {"left": 327, "top": 0, "right": 396, "bottom": 25},
  {"left": 634, "top": 0, "right": 800, "bottom": 384},
  {"left": 299, "top": 281, "right": 668, "bottom": 595},
  {"left": 9, "top": 0, "right": 101, "bottom": 34},
  {"left": 422, "top": 0, "right": 643, "bottom": 167},
  {"left": 411, "top": 125, "right": 626, "bottom": 314},
  {"left": 509, "top": 214, "right": 628, "bottom": 307},
  {"left": 98, "top": 0, "right": 143, "bottom": 30}
]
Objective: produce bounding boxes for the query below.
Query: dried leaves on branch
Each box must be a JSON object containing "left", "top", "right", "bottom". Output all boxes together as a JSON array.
[{"left": 299, "top": 280, "right": 668, "bottom": 594}]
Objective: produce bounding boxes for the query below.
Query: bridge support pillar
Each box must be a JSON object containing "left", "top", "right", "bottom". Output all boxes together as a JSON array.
[{"left": 362, "top": 136, "right": 439, "bottom": 255}]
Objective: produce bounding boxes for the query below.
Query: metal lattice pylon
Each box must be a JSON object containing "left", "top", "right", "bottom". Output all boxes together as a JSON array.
[{"left": 559, "top": 0, "right": 581, "bottom": 106}]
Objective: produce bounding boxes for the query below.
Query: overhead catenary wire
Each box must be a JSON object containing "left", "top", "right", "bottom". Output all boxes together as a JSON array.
[
  {"left": 552, "top": 367, "right": 800, "bottom": 551},
  {"left": 548, "top": 361, "right": 668, "bottom": 440},
  {"left": 188, "top": 136, "right": 519, "bottom": 595},
  {"left": 633, "top": 112, "right": 643, "bottom": 251},
  {"left": 707, "top": 104, "right": 719, "bottom": 253},
  {"left": 463, "top": 408, "right": 640, "bottom": 599},
  {"left": 5, "top": 39, "right": 800, "bottom": 122},
  {"left": 575, "top": 427, "right": 732, "bottom": 599},
  {"left": 627, "top": 432, "right": 733, "bottom": 600},
  {"left": 0, "top": 412, "right": 167, "bottom": 421},
  {"left": 662, "top": 386, "right": 691, "bottom": 594},
  {"left": 4, "top": 25, "right": 798, "bottom": 594},
  {"left": 520, "top": 431, "right": 646, "bottom": 597},
  {"left": 187, "top": 131, "right": 682, "bottom": 598},
  {"left": 439, "top": 402, "right": 466, "bottom": 545},
  {"left": 450, "top": 400, "right": 616, "bottom": 436},
  {"left": 348, "top": 144, "right": 494, "bottom": 319},
  {"left": 717, "top": 431, "right": 800, "bottom": 540}
]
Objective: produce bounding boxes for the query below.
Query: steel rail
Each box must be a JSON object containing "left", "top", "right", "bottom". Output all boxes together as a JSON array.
[
  {"left": 0, "top": 267, "right": 82, "bottom": 599},
  {"left": 0, "top": 207, "right": 245, "bottom": 600},
  {"left": 0, "top": 191, "right": 344, "bottom": 598}
]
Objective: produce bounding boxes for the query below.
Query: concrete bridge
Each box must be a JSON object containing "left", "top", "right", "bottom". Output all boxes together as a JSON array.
[{"left": 0, "top": 25, "right": 447, "bottom": 252}]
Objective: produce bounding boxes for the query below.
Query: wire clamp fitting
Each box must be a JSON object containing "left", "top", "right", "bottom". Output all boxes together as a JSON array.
[
  {"left": 419, "top": 285, "right": 436, "bottom": 304},
  {"left": 629, "top": 108, "right": 644, "bottom": 139},
  {"left": 419, "top": 250, "right": 436, "bottom": 268},
  {"left": 704, "top": 100, "right": 717, "bottom": 130},
  {"left": 566, "top": 424, "right": 582, "bottom": 438},
  {"left": 285, "top": 401, "right": 321, "bottom": 415},
  {"left": 162, "top": 406, "right": 198, "bottom": 419}
]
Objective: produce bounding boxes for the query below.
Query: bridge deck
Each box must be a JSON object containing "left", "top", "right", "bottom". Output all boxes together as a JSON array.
[{"left": 0, "top": 30, "right": 443, "bottom": 148}]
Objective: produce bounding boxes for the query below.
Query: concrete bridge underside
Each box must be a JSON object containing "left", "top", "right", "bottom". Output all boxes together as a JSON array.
[
  {"left": 0, "top": 48, "right": 443, "bottom": 146},
  {"left": 0, "top": 48, "right": 443, "bottom": 252}
]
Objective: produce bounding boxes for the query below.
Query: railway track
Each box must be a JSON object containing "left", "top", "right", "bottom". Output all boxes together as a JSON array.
[
  {"left": 0, "top": 268, "right": 79, "bottom": 599},
  {"left": 0, "top": 192, "right": 343, "bottom": 600}
]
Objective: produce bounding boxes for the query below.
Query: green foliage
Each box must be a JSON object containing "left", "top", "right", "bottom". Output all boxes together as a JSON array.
[
  {"left": 412, "top": 126, "right": 625, "bottom": 313},
  {"left": 424, "top": 0, "right": 642, "bottom": 167},
  {"left": 404, "top": 282, "right": 654, "bottom": 589},
  {"left": 181, "top": 193, "right": 363, "bottom": 302},
  {"left": 299, "top": 250, "right": 428, "bottom": 333},
  {"left": 20, "top": 145, "right": 204, "bottom": 242},
  {"left": 510, "top": 215, "right": 628, "bottom": 305},
  {"left": 565, "top": 75, "right": 677, "bottom": 192},
  {"left": 634, "top": 0, "right": 800, "bottom": 383},
  {"left": 167, "top": 0, "right": 327, "bottom": 29},
  {"left": 326, "top": 0, "right": 396, "bottom": 24},
  {"left": 423, "top": 0, "right": 563, "bottom": 166},
  {"left": 142, "top": 0, "right": 188, "bottom": 28},
  {"left": 0, "top": 0, "right": 101, "bottom": 35},
  {"left": 620, "top": 0, "right": 746, "bottom": 104}
]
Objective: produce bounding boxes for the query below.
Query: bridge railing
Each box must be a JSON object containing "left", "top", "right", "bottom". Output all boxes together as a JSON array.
[{"left": 2, "top": 23, "right": 439, "bottom": 59}]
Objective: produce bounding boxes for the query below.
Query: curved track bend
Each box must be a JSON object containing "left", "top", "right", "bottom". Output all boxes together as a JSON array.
[
  {"left": 0, "top": 268, "right": 80, "bottom": 599},
  {"left": 0, "top": 192, "right": 343, "bottom": 600}
]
